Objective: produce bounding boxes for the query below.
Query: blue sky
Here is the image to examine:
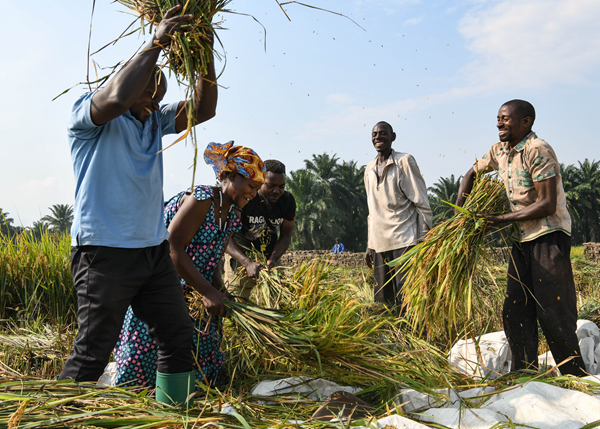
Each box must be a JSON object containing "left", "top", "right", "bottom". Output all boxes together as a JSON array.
[{"left": 2, "top": 0, "right": 599, "bottom": 227}]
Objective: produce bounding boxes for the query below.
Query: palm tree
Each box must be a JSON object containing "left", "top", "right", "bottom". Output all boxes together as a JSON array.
[
  {"left": 42, "top": 204, "right": 74, "bottom": 233},
  {"left": 0, "top": 208, "right": 15, "bottom": 237},
  {"left": 304, "top": 153, "right": 340, "bottom": 201},
  {"left": 575, "top": 159, "right": 600, "bottom": 242},
  {"left": 428, "top": 175, "right": 462, "bottom": 224},
  {"left": 330, "top": 161, "right": 368, "bottom": 251},
  {"left": 287, "top": 169, "right": 334, "bottom": 250},
  {"left": 561, "top": 163, "right": 588, "bottom": 244},
  {"left": 29, "top": 220, "right": 50, "bottom": 240}
]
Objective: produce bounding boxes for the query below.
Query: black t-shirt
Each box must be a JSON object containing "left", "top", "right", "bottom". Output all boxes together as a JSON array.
[{"left": 233, "top": 191, "right": 296, "bottom": 259}]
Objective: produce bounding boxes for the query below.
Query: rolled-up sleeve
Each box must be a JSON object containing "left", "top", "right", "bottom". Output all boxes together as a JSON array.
[{"left": 475, "top": 144, "right": 500, "bottom": 174}]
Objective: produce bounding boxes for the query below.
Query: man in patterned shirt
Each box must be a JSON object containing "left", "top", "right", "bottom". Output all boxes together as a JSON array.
[{"left": 456, "top": 100, "right": 586, "bottom": 376}]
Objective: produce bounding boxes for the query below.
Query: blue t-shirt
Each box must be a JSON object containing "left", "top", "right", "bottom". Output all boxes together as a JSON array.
[
  {"left": 68, "top": 92, "right": 179, "bottom": 248},
  {"left": 332, "top": 243, "right": 345, "bottom": 253}
]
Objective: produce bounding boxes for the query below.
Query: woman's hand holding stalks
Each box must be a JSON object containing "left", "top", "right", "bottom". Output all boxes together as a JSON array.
[{"left": 202, "top": 287, "right": 227, "bottom": 318}]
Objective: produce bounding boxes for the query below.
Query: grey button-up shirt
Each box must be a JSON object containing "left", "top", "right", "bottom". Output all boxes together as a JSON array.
[{"left": 365, "top": 149, "right": 433, "bottom": 253}]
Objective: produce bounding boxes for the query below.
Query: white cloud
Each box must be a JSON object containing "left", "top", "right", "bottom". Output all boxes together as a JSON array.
[
  {"left": 457, "top": 0, "right": 600, "bottom": 89},
  {"left": 294, "top": 0, "right": 600, "bottom": 145},
  {"left": 403, "top": 16, "right": 423, "bottom": 25}
]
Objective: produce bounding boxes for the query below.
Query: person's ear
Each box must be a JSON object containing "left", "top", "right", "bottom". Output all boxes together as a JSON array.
[{"left": 391, "top": 132, "right": 397, "bottom": 142}]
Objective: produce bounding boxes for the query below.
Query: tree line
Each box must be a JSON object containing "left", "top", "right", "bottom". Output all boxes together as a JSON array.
[
  {"left": 286, "top": 154, "right": 600, "bottom": 250},
  {"left": 1, "top": 204, "right": 74, "bottom": 239},
  {"left": 2, "top": 158, "right": 598, "bottom": 248}
]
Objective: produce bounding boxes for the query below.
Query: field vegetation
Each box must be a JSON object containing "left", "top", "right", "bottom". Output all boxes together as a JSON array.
[{"left": 1, "top": 225, "right": 599, "bottom": 428}]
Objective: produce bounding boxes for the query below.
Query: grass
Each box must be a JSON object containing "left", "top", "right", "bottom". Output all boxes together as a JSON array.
[
  {"left": 0, "top": 228, "right": 75, "bottom": 325},
  {"left": 1, "top": 229, "right": 599, "bottom": 428}
]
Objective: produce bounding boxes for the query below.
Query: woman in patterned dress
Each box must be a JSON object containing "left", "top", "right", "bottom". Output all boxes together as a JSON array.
[{"left": 113, "top": 141, "right": 265, "bottom": 389}]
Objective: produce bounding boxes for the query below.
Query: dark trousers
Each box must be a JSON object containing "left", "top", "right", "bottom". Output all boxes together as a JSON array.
[
  {"left": 373, "top": 247, "right": 411, "bottom": 314},
  {"left": 504, "top": 231, "right": 586, "bottom": 376},
  {"left": 59, "top": 241, "right": 194, "bottom": 382}
]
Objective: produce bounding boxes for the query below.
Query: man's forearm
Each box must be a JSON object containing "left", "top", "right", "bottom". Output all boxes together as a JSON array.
[
  {"left": 191, "top": 51, "right": 217, "bottom": 124},
  {"left": 226, "top": 239, "right": 252, "bottom": 267},
  {"left": 269, "top": 235, "right": 291, "bottom": 263},
  {"left": 456, "top": 168, "right": 476, "bottom": 207}
]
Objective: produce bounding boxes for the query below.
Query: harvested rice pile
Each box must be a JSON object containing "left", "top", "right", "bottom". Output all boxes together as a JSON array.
[{"left": 394, "top": 172, "right": 511, "bottom": 337}]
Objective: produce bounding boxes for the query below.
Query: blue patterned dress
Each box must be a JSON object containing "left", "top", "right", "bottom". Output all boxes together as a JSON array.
[{"left": 113, "top": 185, "right": 241, "bottom": 388}]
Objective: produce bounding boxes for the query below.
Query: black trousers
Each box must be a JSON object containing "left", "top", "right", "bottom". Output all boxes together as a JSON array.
[
  {"left": 59, "top": 241, "right": 194, "bottom": 382},
  {"left": 504, "top": 231, "right": 586, "bottom": 376},
  {"left": 373, "top": 247, "right": 411, "bottom": 314}
]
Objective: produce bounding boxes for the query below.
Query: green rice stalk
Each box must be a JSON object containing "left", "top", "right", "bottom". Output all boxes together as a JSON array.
[
  {"left": 0, "top": 228, "right": 74, "bottom": 325},
  {"left": 390, "top": 172, "right": 511, "bottom": 338},
  {"left": 193, "top": 260, "right": 465, "bottom": 397}
]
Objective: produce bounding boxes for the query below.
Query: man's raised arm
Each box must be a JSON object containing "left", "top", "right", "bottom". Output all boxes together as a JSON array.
[
  {"left": 174, "top": 45, "right": 217, "bottom": 133},
  {"left": 90, "top": 5, "right": 192, "bottom": 126}
]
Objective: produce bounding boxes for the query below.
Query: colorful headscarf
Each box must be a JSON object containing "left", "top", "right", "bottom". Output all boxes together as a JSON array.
[{"left": 203, "top": 141, "right": 266, "bottom": 183}]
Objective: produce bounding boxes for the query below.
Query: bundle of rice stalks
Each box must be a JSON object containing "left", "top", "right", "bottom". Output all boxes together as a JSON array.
[
  {"left": 194, "top": 261, "right": 464, "bottom": 397},
  {"left": 391, "top": 172, "right": 511, "bottom": 338},
  {"left": 117, "top": 0, "right": 228, "bottom": 80},
  {"left": 0, "top": 325, "right": 73, "bottom": 379},
  {"left": 0, "top": 378, "right": 248, "bottom": 429},
  {"left": 253, "top": 268, "right": 295, "bottom": 310}
]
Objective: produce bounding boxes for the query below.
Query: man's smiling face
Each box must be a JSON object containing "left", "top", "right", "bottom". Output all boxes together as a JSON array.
[{"left": 372, "top": 122, "right": 395, "bottom": 154}]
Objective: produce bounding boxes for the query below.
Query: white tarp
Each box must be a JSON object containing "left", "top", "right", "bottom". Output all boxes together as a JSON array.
[
  {"left": 250, "top": 376, "right": 361, "bottom": 401},
  {"left": 354, "top": 414, "right": 431, "bottom": 429},
  {"left": 449, "top": 321, "right": 600, "bottom": 378},
  {"left": 482, "top": 381, "right": 600, "bottom": 429},
  {"left": 577, "top": 320, "right": 600, "bottom": 375},
  {"left": 398, "top": 387, "right": 496, "bottom": 412},
  {"left": 448, "top": 331, "right": 511, "bottom": 379},
  {"left": 97, "top": 361, "right": 117, "bottom": 387},
  {"left": 417, "top": 381, "right": 600, "bottom": 428},
  {"left": 418, "top": 408, "right": 505, "bottom": 429}
]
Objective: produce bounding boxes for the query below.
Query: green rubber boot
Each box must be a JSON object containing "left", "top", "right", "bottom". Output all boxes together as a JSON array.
[{"left": 155, "top": 370, "right": 195, "bottom": 407}]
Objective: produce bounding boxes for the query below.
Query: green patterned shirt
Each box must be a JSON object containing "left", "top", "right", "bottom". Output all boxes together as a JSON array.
[{"left": 475, "top": 131, "right": 570, "bottom": 242}]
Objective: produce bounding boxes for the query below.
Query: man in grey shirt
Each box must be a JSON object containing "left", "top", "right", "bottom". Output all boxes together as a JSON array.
[{"left": 364, "top": 121, "right": 432, "bottom": 314}]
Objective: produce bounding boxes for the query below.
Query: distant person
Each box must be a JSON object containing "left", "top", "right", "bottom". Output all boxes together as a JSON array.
[
  {"left": 224, "top": 160, "right": 296, "bottom": 300},
  {"left": 332, "top": 238, "right": 345, "bottom": 254},
  {"left": 455, "top": 100, "right": 586, "bottom": 376},
  {"left": 59, "top": 5, "right": 218, "bottom": 405},
  {"left": 114, "top": 142, "right": 265, "bottom": 390},
  {"left": 364, "top": 121, "right": 432, "bottom": 314}
]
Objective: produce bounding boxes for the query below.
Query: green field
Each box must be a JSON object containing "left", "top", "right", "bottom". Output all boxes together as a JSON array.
[{"left": 1, "top": 229, "right": 599, "bottom": 428}]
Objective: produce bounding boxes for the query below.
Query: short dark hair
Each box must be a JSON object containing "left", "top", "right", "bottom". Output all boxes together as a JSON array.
[
  {"left": 375, "top": 121, "right": 394, "bottom": 134},
  {"left": 502, "top": 99, "right": 535, "bottom": 125},
  {"left": 264, "top": 159, "right": 286, "bottom": 175}
]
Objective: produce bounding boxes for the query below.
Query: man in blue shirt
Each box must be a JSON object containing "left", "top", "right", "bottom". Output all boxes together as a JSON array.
[
  {"left": 59, "top": 5, "right": 218, "bottom": 405},
  {"left": 332, "top": 238, "right": 345, "bottom": 254}
]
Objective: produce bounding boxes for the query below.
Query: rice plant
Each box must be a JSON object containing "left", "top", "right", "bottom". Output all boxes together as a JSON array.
[
  {"left": 391, "top": 172, "right": 512, "bottom": 339},
  {"left": 205, "top": 260, "right": 466, "bottom": 401},
  {"left": 0, "top": 228, "right": 75, "bottom": 325}
]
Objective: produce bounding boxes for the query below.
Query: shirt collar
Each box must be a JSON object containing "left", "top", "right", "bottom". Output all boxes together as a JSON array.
[
  {"left": 372, "top": 148, "right": 396, "bottom": 167},
  {"left": 510, "top": 131, "right": 536, "bottom": 153}
]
